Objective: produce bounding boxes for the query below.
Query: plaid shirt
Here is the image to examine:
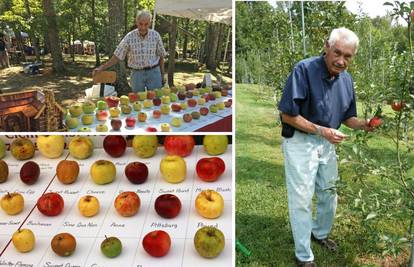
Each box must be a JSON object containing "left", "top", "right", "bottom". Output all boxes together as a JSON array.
[{"left": 114, "top": 29, "right": 166, "bottom": 69}]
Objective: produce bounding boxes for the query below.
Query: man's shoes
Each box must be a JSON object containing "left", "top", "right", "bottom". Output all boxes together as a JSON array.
[
  {"left": 295, "top": 257, "right": 317, "bottom": 267},
  {"left": 311, "top": 233, "right": 338, "bottom": 252}
]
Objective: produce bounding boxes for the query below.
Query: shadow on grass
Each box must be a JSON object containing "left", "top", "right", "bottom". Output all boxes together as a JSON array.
[{"left": 236, "top": 155, "right": 284, "bottom": 184}]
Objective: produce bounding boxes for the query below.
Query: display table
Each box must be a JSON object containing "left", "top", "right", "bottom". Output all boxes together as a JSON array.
[{"left": 0, "top": 143, "right": 232, "bottom": 267}]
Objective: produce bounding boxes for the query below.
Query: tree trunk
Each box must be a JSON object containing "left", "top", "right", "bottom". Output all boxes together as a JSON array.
[
  {"left": 71, "top": 17, "right": 75, "bottom": 62},
  {"left": 206, "top": 23, "right": 220, "bottom": 71},
  {"left": 198, "top": 26, "right": 209, "bottom": 63},
  {"left": 182, "top": 18, "right": 189, "bottom": 59},
  {"left": 23, "top": 0, "right": 40, "bottom": 62},
  {"left": 108, "top": 0, "right": 129, "bottom": 94},
  {"left": 42, "top": 0, "right": 64, "bottom": 73},
  {"left": 91, "top": 0, "right": 100, "bottom": 66},
  {"left": 215, "top": 24, "right": 224, "bottom": 64},
  {"left": 168, "top": 17, "right": 177, "bottom": 86},
  {"left": 13, "top": 29, "right": 26, "bottom": 62},
  {"left": 124, "top": 0, "right": 128, "bottom": 34}
]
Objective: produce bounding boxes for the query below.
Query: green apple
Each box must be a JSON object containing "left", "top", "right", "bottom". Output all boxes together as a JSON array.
[
  {"left": 162, "top": 96, "right": 170, "bottom": 104},
  {"left": 169, "top": 93, "right": 178, "bottom": 102},
  {"left": 120, "top": 95, "right": 129, "bottom": 105},
  {"left": 132, "top": 136, "right": 158, "bottom": 158},
  {"left": 217, "top": 102, "right": 225, "bottom": 110},
  {"left": 11, "top": 138, "right": 35, "bottom": 160},
  {"left": 78, "top": 127, "right": 92, "bottom": 132},
  {"left": 96, "top": 124, "right": 108, "bottom": 132},
  {"left": 171, "top": 117, "right": 182, "bottom": 128},
  {"left": 68, "top": 137, "right": 93, "bottom": 159},
  {"left": 82, "top": 114, "right": 94, "bottom": 125},
  {"left": 209, "top": 104, "right": 218, "bottom": 113},
  {"left": 160, "top": 155, "right": 186, "bottom": 183},
  {"left": 1, "top": 192, "right": 24, "bottom": 215},
  {"left": 101, "top": 236, "right": 122, "bottom": 258},
  {"left": 214, "top": 91, "right": 222, "bottom": 99},
  {"left": 155, "top": 89, "right": 163, "bottom": 98},
  {"left": 181, "top": 102, "right": 188, "bottom": 110},
  {"left": 12, "top": 229, "right": 35, "bottom": 253},
  {"left": 193, "top": 89, "right": 200, "bottom": 96},
  {"left": 160, "top": 104, "right": 170, "bottom": 115},
  {"left": 82, "top": 101, "right": 96, "bottom": 114},
  {"left": 194, "top": 226, "right": 225, "bottom": 258},
  {"left": 133, "top": 101, "right": 142, "bottom": 111},
  {"left": 138, "top": 92, "right": 147, "bottom": 101},
  {"left": 97, "top": 100, "right": 108, "bottom": 110},
  {"left": 121, "top": 105, "right": 132, "bottom": 114},
  {"left": 203, "top": 135, "right": 228, "bottom": 155},
  {"left": 90, "top": 160, "right": 116, "bottom": 185},
  {"left": 162, "top": 87, "right": 171, "bottom": 96},
  {"left": 0, "top": 160, "right": 8, "bottom": 183},
  {"left": 0, "top": 139, "right": 5, "bottom": 159},
  {"left": 198, "top": 98, "right": 206, "bottom": 106},
  {"left": 66, "top": 116, "right": 79, "bottom": 129},
  {"left": 69, "top": 103, "right": 83, "bottom": 117},
  {"left": 37, "top": 135, "right": 65, "bottom": 158}
]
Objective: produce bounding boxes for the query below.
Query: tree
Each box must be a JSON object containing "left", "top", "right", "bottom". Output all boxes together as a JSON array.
[
  {"left": 167, "top": 16, "right": 177, "bottom": 86},
  {"left": 91, "top": 0, "right": 100, "bottom": 66},
  {"left": 205, "top": 22, "right": 220, "bottom": 71}
]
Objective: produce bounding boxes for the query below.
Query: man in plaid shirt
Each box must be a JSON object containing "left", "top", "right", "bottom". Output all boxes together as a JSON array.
[{"left": 94, "top": 10, "right": 166, "bottom": 92}]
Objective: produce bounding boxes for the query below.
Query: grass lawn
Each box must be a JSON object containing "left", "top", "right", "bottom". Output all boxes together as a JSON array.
[{"left": 235, "top": 83, "right": 412, "bottom": 267}]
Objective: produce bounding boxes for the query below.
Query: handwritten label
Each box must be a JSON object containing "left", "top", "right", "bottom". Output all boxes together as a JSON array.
[
  {"left": 63, "top": 221, "right": 98, "bottom": 228},
  {"left": 0, "top": 220, "right": 20, "bottom": 226},
  {"left": 159, "top": 188, "right": 190, "bottom": 194},
  {"left": 43, "top": 262, "right": 81, "bottom": 267},
  {"left": 15, "top": 189, "right": 35, "bottom": 195},
  {"left": 86, "top": 190, "right": 105, "bottom": 194},
  {"left": 110, "top": 222, "right": 125, "bottom": 227},
  {"left": 150, "top": 222, "right": 178, "bottom": 229},
  {"left": 27, "top": 220, "right": 51, "bottom": 227},
  {"left": 197, "top": 222, "right": 219, "bottom": 228},
  {"left": 0, "top": 260, "right": 33, "bottom": 266},
  {"left": 51, "top": 190, "right": 79, "bottom": 195},
  {"left": 216, "top": 187, "right": 231, "bottom": 193}
]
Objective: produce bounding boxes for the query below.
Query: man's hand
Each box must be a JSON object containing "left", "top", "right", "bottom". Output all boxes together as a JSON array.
[
  {"left": 361, "top": 119, "right": 375, "bottom": 132},
  {"left": 161, "top": 73, "right": 166, "bottom": 86},
  {"left": 92, "top": 66, "right": 104, "bottom": 77},
  {"left": 321, "top": 127, "right": 347, "bottom": 144}
]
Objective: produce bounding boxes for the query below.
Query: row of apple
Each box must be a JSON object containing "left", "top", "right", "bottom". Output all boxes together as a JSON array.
[
  {"left": 11, "top": 225, "right": 225, "bottom": 259},
  {"left": 0, "top": 135, "right": 228, "bottom": 161}
]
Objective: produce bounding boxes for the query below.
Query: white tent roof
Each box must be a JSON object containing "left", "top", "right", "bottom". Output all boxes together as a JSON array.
[{"left": 154, "top": 0, "right": 231, "bottom": 25}]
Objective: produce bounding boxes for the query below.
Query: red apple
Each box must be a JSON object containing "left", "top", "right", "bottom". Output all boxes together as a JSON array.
[
  {"left": 154, "top": 194, "right": 181, "bottom": 219},
  {"left": 125, "top": 162, "right": 148, "bottom": 184},
  {"left": 202, "top": 94, "right": 210, "bottom": 102},
  {"left": 128, "top": 92, "right": 138, "bottom": 102},
  {"left": 153, "top": 110, "right": 161, "bottom": 119},
  {"left": 200, "top": 107, "right": 209, "bottom": 116},
  {"left": 20, "top": 161, "right": 40, "bottom": 185},
  {"left": 224, "top": 101, "right": 232, "bottom": 108},
  {"left": 103, "top": 136, "right": 127, "bottom": 158},
  {"left": 221, "top": 89, "right": 228, "bottom": 96},
  {"left": 146, "top": 127, "right": 157, "bottom": 132},
  {"left": 114, "top": 191, "right": 140, "bottom": 217},
  {"left": 196, "top": 157, "right": 225, "bottom": 182},
  {"left": 163, "top": 135, "right": 195, "bottom": 157},
  {"left": 37, "top": 192, "right": 64, "bottom": 216},
  {"left": 142, "top": 230, "right": 171, "bottom": 257},
  {"left": 187, "top": 99, "right": 197, "bottom": 107},
  {"left": 105, "top": 96, "right": 120, "bottom": 108},
  {"left": 153, "top": 98, "right": 162, "bottom": 106},
  {"left": 185, "top": 83, "right": 196, "bottom": 91},
  {"left": 208, "top": 93, "right": 216, "bottom": 101},
  {"left": 111, "top": 118, "right": 122, "bottom": 131},
  {"left": 369, "top": 116, "right": 382, "bottom": 128},
  {"left": 147, "top": 91, "right": 156, "bottom": 100},
  {"left": 126, "top": 116, "right": 136, "bottom": 128},
  {"left": 391, "top": 101, "right": 405, "bottom": 112},
  {"left": 183, "top": 113, "right": 192, "bottom": 123},
  {"left": 178, "top": 92, "right": 186, "bottom": 100},
  {"left": 96, "top": 110, "right": 109, "bottom": 121},
  {"left": 171, "top": 103, "right": 182, "bottom": 112}
]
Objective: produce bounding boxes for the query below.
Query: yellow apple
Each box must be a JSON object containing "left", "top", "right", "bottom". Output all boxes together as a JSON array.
[
  {"left": 1, "top": 192, "right": 24, "bottom": 215},
  {"left": 37, "top": 135, "right": 65, "bottom": 159},
  {"left": 160, "top": 104, "right": 171, "bottom": 115},
  {"left": 160, "top": 155, "right": 186, "bottom": 183},
  {"left": 161, "top": 123, "right": 171, "bottom": 132},
  {"left": 68, "top": 137, "right": 94, "bottom": 159},
  {"left": 90, "top": 160, "right": 116, "bottom": 185},
  {"left": 195, "top": 190, "right": 224, "bottom": 219},
  {"left": 12, "top": 229, "right": 35, "bottom": 253},
  {"left": 171, "top": 117, "right": 182, "bottom": 127},
  {"left": 78, "top": 195, "right": 100, "bottom": 217},
  {"left": 203, "top": 135, "right": 228, "bottom": 155},
  {"left": 10, "top": 138, "right": 35, "bottom": 160},
  {"left": 132, "top": 136, "right": 158, "bottom": 158}
]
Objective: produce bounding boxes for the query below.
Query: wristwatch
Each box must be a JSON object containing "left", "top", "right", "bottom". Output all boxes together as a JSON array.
[{"left": 315, "top": 125, "right": 322, "bottom": 136}]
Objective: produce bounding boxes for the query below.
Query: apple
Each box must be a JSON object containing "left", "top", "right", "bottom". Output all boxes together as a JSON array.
[
  {"left": 56, "top": 160, "right": 79, "bottom": 184},
  {"left": 187, "top": 99, "right": 197, "bottom": 107},
  {"left": 142, "top": 230, "right": 171, "bottom": 257},
  {"left": 37, "top": 192, "right": 64, "bottom": 216},
  {"left": 126, "top": 116, "right": 136, "bottom": 128},
  {"left": 200, "top": 107, "right": 209, "bottom": 116},
  {"left": 203, "top": 135, "right": 228, "bottom": 155},
  {"left": 69, "top": 103, "right": 83, "bottom": 117},
  {"left": 121, "top": 104, "right": 132, "bottom": 114},
  {"left": 161, "top": 123, "right": 171, "bottom": 132},
  {"left": 153, "top": 110, "right": 162, "bottom": 119},
  {"left": 82, "top": 101, "right": 96, "bottom": 114},
  {"left": 193, "top": 89, "right": 200, "bottom": 96},
  {"left": 96, "top": 110, "right": 109, "bottom": 121},
  {"left": 111, "top": 118, "right": 122, "bottom": 131},
  {"left": 154, "top": 194, "right": 181, "bottom": 219},
  {"left": 391, "top": 101, "right": 405, "bottom": 112},
  {"left": 170, "top": 86, "right": 177, "bottom": 93},
  {"left": 125, "top": 162, "right": 148, "bottom": 184},
  {"left": 132, "top": 136, "right": 158, "bottom": 158},
  {"left": 160, "top": 104, "right": 171, "bottom": 115},
  {"left": 186, "top": 91, "right": 193, "bottom": 99},
  {"left": 171, "top": 103, "right": 182, "bottom": 112},
  {"left": 66, "top": 116, "right": 79, "bottom": 129},
  {"left": 1, "top": 192, "right": 24, "bottom": 215},
  {"left": 103, "top": 135, "right": 127, "bottom": 158},
  {"left": 171, "top": 117, "right": 182, "bottom": 127},
  {"left": 195, "top": 190, "right": 224, "bottom": 219},
  {"left": 146, "top": 127, "right": 157, "bottom": 132},
  {"left": 197, "top": 98, "right": 206, "bottom": 106},
  {"left": 196, "top": 157, "right": 225, "bottom": 182},
  {"left": 191, "top": 111, "right": 201, "bottom": 119},
  {"left": 12, "top": 229, "right": 35, "bottom": 253},
  {"left": 37, "top": 135, "right": 65, "bottom": 158},
  {"left": 128, "top": 92, "right": 138, "bottom": 103},
  {"left": 164, "top": 135, "right": 195, "bottom": 157},
  {"left": 147, "top": 90, "right": 156, "bottom": 100},
  {"left": 153, "top": 97, "right": 162, "bottom": 106},
  {"left": 138, "top": 92, "right": 147, "bottom": 101},
  {"left": 209, "top": 104, "right": 218, "bottom": 113},
  {"left": 214, "top": 91, "right": 222, "bottom": 99},
  {"left": 160, "top": 155, "right": 186, "bottom": 183},
  {"left": 90, "top": 160, "right": 116, "bottom": 185},
  {"left": 11, "top": 138, "right": 35, "bottom": 160},
  {"left": 161, "top": 96, "right": 170, "bottom": 104},
  {"left": 51, "top": 233, "right": 76, "bottom": 257},
  {"left": 114, "top": 191, "right": 140, "bottom": 217},
  {"left": 133, "top": 101, "right": 142, "bottom": 111},
  {"left": 68, "top": 136, "right": 93, "bottom": 159},
  {"left": 97, "top": 100, "right": 108, "bottom": 110},
  {"left": 169, "top": 93, "right": 178, "bottom": 102},
  {"left": 155, "top": 89, "right": 163, "bottom": 98},
  {"left": 109, "top": 107, "right": 121, "bottom": 118},
  {"left": 221, "top": 89, "right": 228, "bottom": 96},
  {"left": 185, "top": 83, "right": 196, "bottom": 91},
  {"left": 20, "top": 161, "right": 40, "bottom": 185},
  {"left": 101, "top": 236, "right": 122, "bottom": 258},
  {"left": 0, "top": 160, "right": 8, "bottom": 183},
  {"left": 78, "top": 127, "right": 91, "bottom": 132},
  {"left": 194, "top": 226, "right": 225, "bottom": 258},
  {"left": 143, "top": 99, "right": 153, "bottom": 108},
  {"left": 138, "top": 112, "right": 147, "bottom": 122},
  {"left": 120, "top": 95, "right": 129, "bottom": 105},
  {"left": 178, "top": 92, "right": 186, "bottom": 101},
  {"left": 180, "top": 102, "right": 188, "bottom": 110},
  {"left": 217, "top": 102, "right": 225, "bottom": 110},
  {"left": 162, "top": 87, "right": 171, "bottom": 96},
  {"left": 82, "top": 114, "right": 94, "bottom": 125},
  {"left": 105, "top": 96, "right": 120, "bottom": 108},
  {"left": 96, "top": 124, "right": 108, "bottom": 132},
  {"left": 183, "top": 113, "right": 192, "bottom": 123},
  {"left": 224, "top": 100, "right": 232, "bottom": 108},
  {"left": 369, "top": 116, "right": 382, "bottom": 128},
  {"left": 78, "top": 195, "right": 100, "bottom": 217}
]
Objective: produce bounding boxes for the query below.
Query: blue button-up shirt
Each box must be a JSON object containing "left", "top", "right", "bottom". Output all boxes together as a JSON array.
[{"left": 278, "top": 55, "right": 357, "bottom": 129}]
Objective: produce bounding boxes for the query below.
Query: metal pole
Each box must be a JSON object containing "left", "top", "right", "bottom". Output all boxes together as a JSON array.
[{"left": 300, "top": 0, "right": 306, "bottom": 57}]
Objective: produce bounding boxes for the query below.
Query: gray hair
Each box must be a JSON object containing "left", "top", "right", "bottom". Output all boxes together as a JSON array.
[
  {"left": 136, "top": 10, "right": 152, "bottom": 22},
  {"left": 328, "top": 27, "right": 359, "bottom": 51}
]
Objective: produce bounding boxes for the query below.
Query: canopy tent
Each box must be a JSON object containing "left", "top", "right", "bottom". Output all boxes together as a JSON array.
[{"left": 153, "top": 0, "right": 232, "bottom": 25}]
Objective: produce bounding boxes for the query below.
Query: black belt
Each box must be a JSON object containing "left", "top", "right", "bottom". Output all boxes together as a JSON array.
[{"left": 130, "top": 63, "right": 159, "bottom": 71}]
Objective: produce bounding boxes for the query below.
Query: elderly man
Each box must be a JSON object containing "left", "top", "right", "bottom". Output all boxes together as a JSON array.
[
  {"left": 278, "top": 27, "right": 373, "bottom": 267},
  {"left": 94, "top": 10, "right": 166, "bottom": 92}
]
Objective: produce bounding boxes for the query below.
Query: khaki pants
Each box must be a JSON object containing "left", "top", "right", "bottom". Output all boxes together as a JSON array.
[{"left": 0, "top": 50, "right": 10, "bottom": 68}]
